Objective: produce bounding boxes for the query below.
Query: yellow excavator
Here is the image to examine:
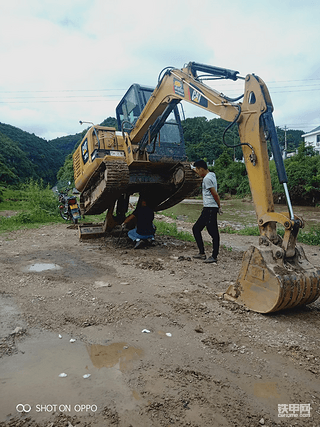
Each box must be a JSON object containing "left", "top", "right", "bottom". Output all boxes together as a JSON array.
[{"left": 73, "top": 61, "right": 320, "bottom": 313}]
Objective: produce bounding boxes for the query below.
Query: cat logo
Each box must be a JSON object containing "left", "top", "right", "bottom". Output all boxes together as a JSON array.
[
  {"left": 191, "top": 89, "right": 202, "bottom": 104},
  {"left": 189, "top": 86, "right": 208, "bottom": 107}
]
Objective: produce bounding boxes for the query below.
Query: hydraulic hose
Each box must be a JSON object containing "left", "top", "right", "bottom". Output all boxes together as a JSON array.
[{"left": 222, "top": 105, "right": 254, "bottom": 153}]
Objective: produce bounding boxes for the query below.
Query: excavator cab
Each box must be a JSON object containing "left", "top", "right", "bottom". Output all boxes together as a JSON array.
[{"left": 116, "top": 84, "right": 187, "bottom": 162}]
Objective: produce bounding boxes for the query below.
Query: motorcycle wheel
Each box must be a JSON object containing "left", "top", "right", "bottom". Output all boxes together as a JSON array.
[
  {"left": 72, "top": 217, "right": 79, "bottom": 225},
  {"left": 59, "top": 206, "right": 70, "bottom": 221}
]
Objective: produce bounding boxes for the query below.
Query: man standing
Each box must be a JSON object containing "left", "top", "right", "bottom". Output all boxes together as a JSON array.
[{"left": 192, "top": 160, "right": 222, "bottom": 263}]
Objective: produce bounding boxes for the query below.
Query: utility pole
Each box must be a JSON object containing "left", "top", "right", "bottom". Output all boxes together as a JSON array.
[{"left": 284, "top": 125, "right": 287, "bottom": 159}]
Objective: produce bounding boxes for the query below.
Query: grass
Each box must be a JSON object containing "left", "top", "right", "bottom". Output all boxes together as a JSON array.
[
  {"left": 1, "top": 184, "right": 320, "bottom": 246},
  {"left": 161, "top": 198, "right": 320, "bottom": 246},
  {"left": 219, "top": 222, "right": 320, "bottom": 245},
  {"left": 298, "top": 226, "right": 320, "bottom": 245},
  {"left": 154, "top": 219, "right": 320, "bottom": 247},
  {"left": 163, "top": 197, "right": 320, "bottom": 232},
  {"left": 154, "top": 220, "right": 195, "bottom": 242},
  {"left": 0, "top": 181, "right": 63, "bottom": 233},
  {"left": 239, "top": 226, "right": 260, "bottom": 236},
  {"left": 0, "top": 182, "right": 124, "bottom": 234}
]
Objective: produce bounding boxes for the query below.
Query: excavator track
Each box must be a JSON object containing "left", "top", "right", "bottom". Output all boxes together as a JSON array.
[
  {"left": 80, "top": 159, "right": 129, "bottom": 216},
  {"left": 153, "top": 163, "right": 202, "bottom": 211}
]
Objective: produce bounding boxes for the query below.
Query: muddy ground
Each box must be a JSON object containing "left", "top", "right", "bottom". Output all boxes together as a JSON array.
[{"left": 0, "top": 218, "right": 320, "bottom": 427}]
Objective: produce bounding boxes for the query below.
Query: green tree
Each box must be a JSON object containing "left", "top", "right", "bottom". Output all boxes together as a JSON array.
[
  {"left": 56, "top": 154, "right": 75, "bottom": 186},
  {"left": 100, "top": 117, "right": 118, "bottom": 129},
  {"left": 0, "top": 132, "right": 38, "bottom": 184},
  {"left": 211, "top": 150, "right": 250, "bottom": 196},
  {"left": 270, "top": 142, "right": 320, "bottom": 205},
  {"left": 276, "top": 127, "right": 304, "bottom": 154},
  {"left": 182, "top": 117, "right": 243, "bottom": 163},
  {"left": 0, "top": 123, "right": 65, "bottom": 185}
]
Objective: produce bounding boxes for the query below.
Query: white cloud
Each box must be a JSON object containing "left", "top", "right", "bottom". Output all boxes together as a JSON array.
[{"left": 0, "top": 0, "right": 320, "bottom": 139}]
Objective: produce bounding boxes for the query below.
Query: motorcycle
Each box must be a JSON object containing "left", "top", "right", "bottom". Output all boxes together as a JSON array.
[{"left": 58, "top": 185, "right": 81, "bottom": 224}]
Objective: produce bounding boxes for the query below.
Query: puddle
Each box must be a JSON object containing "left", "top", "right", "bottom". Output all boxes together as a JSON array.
[
  {"left": 87, "top": 342, "right": 143, "bottom": 371},
  {"left": 0, "top": 330, "right": 144, "bottom": 421},
  {"left": 26, "top": 263, "right": 62, "bottom": 272}
]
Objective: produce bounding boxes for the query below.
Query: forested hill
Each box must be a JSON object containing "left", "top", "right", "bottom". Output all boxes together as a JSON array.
[
  {"left": 0, "top": 117, "right": 118, "bottom": 187},
  {"left": 0, "top": 122, "right": 81, "bottom": 185},
  {"left": 49, "top": 132, "right": 82, "bottom": 157},
  {"left": 182, "top": 117, "right": 305, "bottom": 163},
  {"left": 51, "top": 116, "right": 117, "bottom": 157},
  {"left": 0, "top": 116, "right": 305, "bottom": 187}
]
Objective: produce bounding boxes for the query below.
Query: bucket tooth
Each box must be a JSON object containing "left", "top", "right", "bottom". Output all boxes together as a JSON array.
[{"left": 225, "top": 243, "right": 320, "bottom": 313}]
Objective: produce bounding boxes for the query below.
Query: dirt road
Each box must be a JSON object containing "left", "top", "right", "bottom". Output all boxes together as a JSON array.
[{"left": 0, "top": 221, "right": 320, "bottom": 427}]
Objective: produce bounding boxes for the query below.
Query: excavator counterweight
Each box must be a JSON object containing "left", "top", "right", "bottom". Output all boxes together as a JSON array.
[{"left": 73, "top": 62, "right": 320, "bottom": 313}]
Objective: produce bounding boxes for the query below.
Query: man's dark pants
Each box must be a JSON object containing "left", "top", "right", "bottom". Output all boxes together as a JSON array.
[{"left": 192, "top": 207, "right": 220, "bottom": 258}]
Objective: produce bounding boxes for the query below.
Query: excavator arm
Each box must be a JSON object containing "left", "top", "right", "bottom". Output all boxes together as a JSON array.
[
  {"left": 129, "top": 62, "right": 299, "bottom": 256},
  {"left": 127, "top": 62, "right": 320, "bottom": 313},
  {"left": 130, "top": 63, "right": 240, "bottom": 145}
]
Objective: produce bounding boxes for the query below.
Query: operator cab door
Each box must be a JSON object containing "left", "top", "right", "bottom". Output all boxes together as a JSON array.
[
  {"left": 116, "top": 84, "right": 143, "bottom": 132},
  {"left": 116, "top": 84, "right": 187, "bottom": 162}
]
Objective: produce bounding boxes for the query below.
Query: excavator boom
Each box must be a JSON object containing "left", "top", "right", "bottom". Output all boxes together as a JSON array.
[{"left": 73, "top": 62, "right": 320, "bottom": 313}]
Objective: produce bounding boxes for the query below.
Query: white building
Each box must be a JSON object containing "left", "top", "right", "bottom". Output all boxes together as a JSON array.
[{"left": 302, "top": 126, "right": 320, "bottom": 154}]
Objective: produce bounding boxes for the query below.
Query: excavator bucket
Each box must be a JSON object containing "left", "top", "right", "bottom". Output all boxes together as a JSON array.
[{"left": 225, "top": 242, "right": 320, "bottom": 313}]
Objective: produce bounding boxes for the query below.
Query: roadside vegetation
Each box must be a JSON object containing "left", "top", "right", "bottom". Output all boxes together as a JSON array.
[
  {"left": 0, "top": 181, "right": 61, "bottom": 233},
  {"left": 182, "top": 117, "right": 305, "bottom": 165},
  {"left": 217, "top": 223, "right": 320, "bottom": 246},
  {"left": 160, "top": 205, "right": 320, "bottom": 246},
  {"left": 1, "top": 181, "right": 319, "bottom": 245},
  {"left": 210, "top": 142, "right": 320, "bottom": 206},
  {"left": 0, "top": 109, "right": 318, "bottom": 252},
  {"left": 154, "top": 220, "right": 195, "bottom": 242}
]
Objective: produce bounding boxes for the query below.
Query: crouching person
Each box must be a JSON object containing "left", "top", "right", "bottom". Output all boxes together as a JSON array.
[{"left": 122, "top": 196, "right": 155, "bottom": 249}]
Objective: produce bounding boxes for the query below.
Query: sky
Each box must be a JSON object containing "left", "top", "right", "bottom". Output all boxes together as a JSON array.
[{"left": 1, "top": 0, "right": 320, "bottom": 141}]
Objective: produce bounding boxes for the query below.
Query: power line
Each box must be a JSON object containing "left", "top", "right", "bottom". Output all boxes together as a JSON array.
[
  {"left": 1, "top": 77, "right": 320, "bottom": 106},
  {"left": 276, "top": 124, "right": 319, "bottom": 132},
  {"left": 0, "top": 90, "right": 124, "bottom": 103},
  {"left": 0, "top": 99, "right": 118, "bottom": 104},
  {"left": 0, "top": 95, "right": 121, "bottom": 100},
  {"left": 269, "top": 83, "right": 320, "bottom": 89},
  {"left": 1, "top": 79, "right": 320, "bottom": 94},
  {"left": 1, "top": 87, "right": 320, "bottom": 103},
  {"left": 268, "top": 78, "right": 320, "bottom": 83},
  {"left": 0, "top": 88, "right": 126, "bottom": 93},
  {"left": 270, "top": 88, "right": 320, "bottom": 93}
]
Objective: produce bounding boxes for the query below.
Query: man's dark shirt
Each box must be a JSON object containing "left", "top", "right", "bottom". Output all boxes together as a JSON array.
[{"left": 132, "top": 205, "right": 155, "bottom": 236}]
